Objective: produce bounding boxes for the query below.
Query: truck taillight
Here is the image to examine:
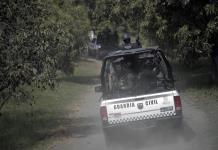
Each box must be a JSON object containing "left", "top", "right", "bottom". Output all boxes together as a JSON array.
[
  {"left": 100, "top": 106, "right": 108, "bottom": 122},
  {"left": 174, "top": 96, "right": 182, "bottom": 111}
]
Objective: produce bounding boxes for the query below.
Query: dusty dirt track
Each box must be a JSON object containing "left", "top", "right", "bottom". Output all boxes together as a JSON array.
[{"left": 51, "top": 59, "right": 218, "bottom": 150}]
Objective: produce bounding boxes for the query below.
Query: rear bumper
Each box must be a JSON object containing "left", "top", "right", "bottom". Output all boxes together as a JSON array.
[{"left": 102, "top": 113, "right": 183, "bottom": 129}]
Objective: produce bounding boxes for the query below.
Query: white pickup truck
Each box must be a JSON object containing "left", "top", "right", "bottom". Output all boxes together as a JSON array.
[{"left": 95, "top": 47, "right": 182, "bottom": 138}]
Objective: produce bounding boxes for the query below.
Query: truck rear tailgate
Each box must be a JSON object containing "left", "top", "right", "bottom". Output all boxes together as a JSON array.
[{"left": 103, "top": 91, "right": 178, "bottom": 125}]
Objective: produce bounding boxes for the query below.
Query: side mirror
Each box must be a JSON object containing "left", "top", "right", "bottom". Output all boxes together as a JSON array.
[{"left": 95, "top": 85, "right": 102, "bottom": 92}]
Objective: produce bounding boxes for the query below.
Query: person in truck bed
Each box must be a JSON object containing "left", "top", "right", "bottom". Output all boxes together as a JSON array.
[{"left": 103, "top": 50, "right": 173, "bottom": 99}]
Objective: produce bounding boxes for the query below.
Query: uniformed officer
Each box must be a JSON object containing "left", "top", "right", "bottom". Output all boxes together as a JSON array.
[{"left": 122, "top": 33, "right": 132, "bottom": 49}]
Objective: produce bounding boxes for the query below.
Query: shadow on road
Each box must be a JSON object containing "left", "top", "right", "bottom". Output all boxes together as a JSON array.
[{"left": 50, "top": 116, "right": 101, "bottom": 139}]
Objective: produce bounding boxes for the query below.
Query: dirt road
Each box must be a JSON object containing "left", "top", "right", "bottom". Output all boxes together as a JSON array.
[{"left": 50, "top": 60, "right": 218, "bottom": 150}]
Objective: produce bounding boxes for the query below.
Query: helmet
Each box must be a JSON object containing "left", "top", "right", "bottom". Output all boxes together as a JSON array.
[{"left": 123, "top": 33, "right": 131, "bottom": 44}]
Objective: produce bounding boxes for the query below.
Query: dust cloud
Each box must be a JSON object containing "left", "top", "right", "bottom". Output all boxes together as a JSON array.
[{"left": 52, "top": 88, "right": 214, "bottom": 150}]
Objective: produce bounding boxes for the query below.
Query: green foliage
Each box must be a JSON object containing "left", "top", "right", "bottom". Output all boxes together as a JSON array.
[
  {"left": 91, "top": 0, "right": 218, "bottom": 65},
  {"left": 45, "top": 1, "right": 90, "bottom": 74},
  {"left": 0, "top": 59, "right": 100, "bottom": 149},
  {"left": 0, "top": 0, "right": 90, "bottom": 110},
  {"left": 1, "top": 0, "right": 218, "bottom": 109}
]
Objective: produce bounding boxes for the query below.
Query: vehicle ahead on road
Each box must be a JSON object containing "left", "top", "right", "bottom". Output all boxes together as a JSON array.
[{"left": 95, "top": 47, "right": 183, "bottom": 139}]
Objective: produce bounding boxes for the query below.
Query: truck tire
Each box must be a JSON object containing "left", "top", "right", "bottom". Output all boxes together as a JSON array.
[
  {"left": 103, "top": 128, "right": 113, "bottom": 147},
  {"left": 173, "top": 118, "right": 184, "bottom": 131}
]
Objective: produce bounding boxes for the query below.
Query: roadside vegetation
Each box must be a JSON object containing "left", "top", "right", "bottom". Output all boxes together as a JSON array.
[
  {"left": 88, "top": 0, "right": 218, "bottom": 82},
  {"left": 1, "top": 0, "right": 218, "bottom": 111},
  {"left": 90, "top": 0, "right": 218, "bottom": 61},
  {"left": 0, "top": 0, "right": 218, "bottom": 149},
  {"left": 0, "top": 0, "right": 90, "bottom": 110},
  {"left": 0, "top": 59, "right": 100, "bottom": 150}
]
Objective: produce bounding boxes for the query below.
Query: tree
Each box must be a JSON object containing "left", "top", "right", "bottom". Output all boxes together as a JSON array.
[
  {"left": 0, "top": 0, "right": 90, "bottom": 111},
  {"left": 91, "top": 0, "right": 218, "bottom": 67}
]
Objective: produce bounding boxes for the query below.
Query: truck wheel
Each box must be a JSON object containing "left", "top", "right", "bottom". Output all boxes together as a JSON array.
[
  {"left": 173, "top": 118, "right": 184, "bottom": 130},
  {"left": 103, "top": 128, "right": 112, "bottom": 147}
]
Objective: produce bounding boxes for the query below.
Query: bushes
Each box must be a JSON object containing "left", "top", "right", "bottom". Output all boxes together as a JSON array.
[{"left": 0, "top": 0, "right": 90, "bottom": 110}]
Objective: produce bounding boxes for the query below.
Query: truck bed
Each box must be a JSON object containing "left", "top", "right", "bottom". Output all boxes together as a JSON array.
[{"left": 100, "top": 90, "right": 182, "bottom": 128}]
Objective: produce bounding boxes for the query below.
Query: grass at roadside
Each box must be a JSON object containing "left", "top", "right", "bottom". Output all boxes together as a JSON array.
[
  {"left": 173, "top": 60, "right": 218, "bottom": 147},
  {"left": 173, "top": 59, "right": 218, "bottom": 103},
  {"left": 0, "top": 58, "right": 101, "bottom": 150},
  {"left": 180, "top": 86, "right": 218, "bottom": 104}
]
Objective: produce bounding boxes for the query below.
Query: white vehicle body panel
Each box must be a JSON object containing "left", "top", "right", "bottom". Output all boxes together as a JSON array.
[{"left": 101, "top": 90, "right": 179, "bottom": 125}]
